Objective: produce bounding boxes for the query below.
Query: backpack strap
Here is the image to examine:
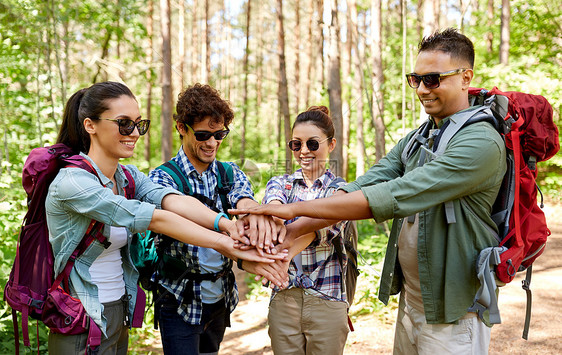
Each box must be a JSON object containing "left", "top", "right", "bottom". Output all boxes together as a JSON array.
[
  {"left": 121, "top": 165, "right": 135, "bottom": 199},
  {"left": 157, "top": 160, "right": 192, "bottom": 195},
  {"left": 216, "top": 161, "right": 234, "bottom": 218}
]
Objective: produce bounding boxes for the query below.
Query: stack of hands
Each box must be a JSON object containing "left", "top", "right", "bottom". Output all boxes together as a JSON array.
[{"left": 220, "top": 204, "right": 297, "bottom": 291}]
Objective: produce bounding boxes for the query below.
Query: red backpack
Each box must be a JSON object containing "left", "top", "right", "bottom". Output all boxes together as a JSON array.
[
  {"left": 3, "top": 143, "right": 139, "bottom": 353},
  {"left": 401, "top": 87, "right": 559, "bottom": 339},
  {"left": 466, "top": 87, "right": 558, "bottom": 339}
]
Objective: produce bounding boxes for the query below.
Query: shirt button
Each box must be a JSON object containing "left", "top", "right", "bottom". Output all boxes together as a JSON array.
[
  {"left": 394, "top": 244, "right": 397, "bottom": 248},
  {"left": 389, "top": 272, "right": 393, "bottom": 277}
]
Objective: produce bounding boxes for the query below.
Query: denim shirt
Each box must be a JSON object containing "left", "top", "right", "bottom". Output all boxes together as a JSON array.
[
  {"left": 45, "top": 153, "right": 179, "bottom": 335},
  {"left": 341, "top": 107, "right": 506, "bottom": 324}
]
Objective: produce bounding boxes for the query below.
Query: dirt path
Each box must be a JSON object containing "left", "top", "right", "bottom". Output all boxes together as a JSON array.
[{"left": 220, "top": 202, "right": 562, "bottom": 354}]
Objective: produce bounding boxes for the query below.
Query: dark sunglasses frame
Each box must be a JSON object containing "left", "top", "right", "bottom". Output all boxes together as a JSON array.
[
  {"left": 185, "top": 124, "right": 230, "bottom": 141},
  {"left": 287, "top": 137, "right": 331, "bottom": 152},
  {"left": 101, "top": 118, "right": 151, "bottom": 136},
  {"left": 405, "top": 68, "right": 468, "bottom": 89}
]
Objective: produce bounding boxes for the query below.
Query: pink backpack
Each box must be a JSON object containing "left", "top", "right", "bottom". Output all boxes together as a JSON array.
[{"left": 3, "top": 143, "right": 141, "bottom": 353}]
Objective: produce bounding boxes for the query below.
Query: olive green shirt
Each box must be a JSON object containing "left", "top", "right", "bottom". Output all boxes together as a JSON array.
[{"left": 341, "top": 107, "right": 506, "bottom": 324}]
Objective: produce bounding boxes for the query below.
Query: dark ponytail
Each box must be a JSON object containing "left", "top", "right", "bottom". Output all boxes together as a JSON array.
[
  {"left": 56, "top": 81, "right": 136, "bottom": 153},
  {"left": 292, "top": 105, "right": 335, "bottom": 139}
]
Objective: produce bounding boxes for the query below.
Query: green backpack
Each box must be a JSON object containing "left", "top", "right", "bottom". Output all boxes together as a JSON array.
[{"left": 131, "top": 159, "right": 234, "bottom": 290}]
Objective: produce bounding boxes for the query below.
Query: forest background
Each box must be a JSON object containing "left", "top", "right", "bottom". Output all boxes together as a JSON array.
[{"left": 0, "top": 0, "right": 560, "bottom": 353}]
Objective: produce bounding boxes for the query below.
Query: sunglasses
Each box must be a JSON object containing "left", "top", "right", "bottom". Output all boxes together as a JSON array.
[
  {"left": 405, "top": 68, "right": 468, "bottom": 89},
  {"left": 185, "top": 124, "right": 230, "bottom": 141},
  {"left": 101, "top": 118, "right": 150, "bottom": 136},
  {"left": 288, "top": 137, "right": 331, "bottom": 152}
]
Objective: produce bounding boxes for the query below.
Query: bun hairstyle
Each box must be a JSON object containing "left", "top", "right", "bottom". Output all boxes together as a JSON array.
[
  {"left": 293, "top": 105, "right": 335, "bottom": 139},
  {"left": 56, "top": 81, "right": 135, "bottom": 153}
]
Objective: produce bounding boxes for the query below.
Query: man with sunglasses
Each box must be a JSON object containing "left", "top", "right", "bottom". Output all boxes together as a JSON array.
[
  {"left": 148, "top": 83, "right": 284, "bottom": 355},
  {"left": 232, "top": 28, "right": 506, "bottom": 354}
]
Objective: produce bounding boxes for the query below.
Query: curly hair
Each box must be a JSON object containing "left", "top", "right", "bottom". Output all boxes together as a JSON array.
[
  {"left": 418, "top": 28, "right": 475, "bottom": 68},
  {"left": 174, "top": 83, "right": 234, "bottom": 137}
]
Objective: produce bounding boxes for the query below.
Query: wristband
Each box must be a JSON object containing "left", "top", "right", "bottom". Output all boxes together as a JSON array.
[
  {"left": 214, "top": 212, "right": 229, "bottom": 232},
  {"left": 237, "top": 258, "right": 244, "bottom": 271}
]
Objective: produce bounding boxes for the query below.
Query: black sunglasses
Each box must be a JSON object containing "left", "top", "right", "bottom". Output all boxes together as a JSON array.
[
  {"left": 186, "top": 124, "right": 230, "bottom": 141},
  {"left": 288, "top": 137, "right": 331, "bottom": 152},
  {"left": 101, "top": 118, "right": 150, "bottom": 136},
  {"left": 405, "top": 68, "right": 468, "bottom": 89}
]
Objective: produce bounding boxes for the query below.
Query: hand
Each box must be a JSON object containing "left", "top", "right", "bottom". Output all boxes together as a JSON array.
[
  {"left": 236, "top": 214, "right": 281, "bottom": 254},
  {"left": 223, "top": 219, "right": 250, "bottom": 245},
  {"left": 218, "top": 235, "right": 288, "bottom": 264},
  {"left": 242, "top": 259, "right": 290, "bottom": 289},
  {"left": 229, "top": 203, "right": 297, "bottom": 223}
]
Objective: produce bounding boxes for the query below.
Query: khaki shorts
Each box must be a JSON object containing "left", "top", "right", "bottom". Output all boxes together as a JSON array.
[
  {"left": 393, "top": 292, "right": 491, "bottom": 355},
  {"left": 268, "top": 287, "right": 349, "bottom": 355}
]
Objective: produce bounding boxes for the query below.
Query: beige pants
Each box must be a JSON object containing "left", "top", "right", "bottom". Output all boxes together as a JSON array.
[
  {"left": 268, "top": 288, "right": 349, "bottom": 355},
  {"left": 393, "top": 292, "right": 491, "bottom": 355}
]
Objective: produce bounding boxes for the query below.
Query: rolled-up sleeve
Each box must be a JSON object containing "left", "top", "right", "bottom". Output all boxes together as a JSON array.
[
  {"left": 262, "top": 175, "right": 289, "bottom": 204},
  {"left": 226, "top": 162, "right": 256, "bottom": 206},
  {"left": 49, "top": 166, "right": 178, "bottom": 234}
]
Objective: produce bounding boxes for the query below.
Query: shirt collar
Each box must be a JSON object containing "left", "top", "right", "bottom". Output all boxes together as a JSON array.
[
  {"left": 78, "top": 152, "right": 128, "bottom": 193},
  {"left": 293, "top": 168, "right": 336, "bottom": 189},
  {"left": 176, "top": 146, "right": 218, "bottom": 177}
]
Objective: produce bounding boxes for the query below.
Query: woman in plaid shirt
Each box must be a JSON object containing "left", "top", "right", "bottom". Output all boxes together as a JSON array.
[{"left": 261, "top": 106, "right": 350, "bottom": 354}]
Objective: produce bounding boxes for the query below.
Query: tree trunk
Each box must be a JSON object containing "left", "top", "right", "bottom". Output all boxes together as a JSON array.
[
  {"left": 191, "top": 0, "right": 199, "bottom": 83},
  {"left": 316, "top": 0, "right": 325, "bottom": 88},
  {"left": 240, "top": 0, "right": 251, "bottom": 165},
  {"left": 349, "top": 0, "right": 365, "bottom": 177},
  {"left": 499, "top": 0, "right": 510, "bottom": 64},
  {"left": 160, "top": 0, "right": 173, "bottom": 161},
  {"left": 276, "top": 0, "right": 292, "bottom": 174},
  {"left": 295, "top": 0, "right": 301, "bottom": 113},
  {"left": 398, "top": 0, "right": 402, "bottom": 136},
  {"left": 304, "top": 0, "right": 314, "bottom": 108},
  {"left": 326, "top": 0, "right": 344, "bottom": 177},
  {"left": 49, "top": 0, "right": 66, "bottom": 104},
  {"left": 422, "top": 0, "right": 436, "bottom": 37},
  {"left": 372, "top": 0, "right": 385, "bottom": 162},
  {"left": 145, "top": 0, "right": 154, "bottom": 165},
  {"left": 202, "top": 0, "right": 211, "bottom": 84},
  {"left": 179, "top": 0, "right": 186, "bottom": 87},
  {"left": 486, "top": 0, "right": 494, "bottom": 53}
]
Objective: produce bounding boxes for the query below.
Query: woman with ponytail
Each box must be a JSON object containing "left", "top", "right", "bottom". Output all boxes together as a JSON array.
[
  {"left": 46, "top": 82, "right": 286, "bottom": 354},
  {"left": 241, "top": 106, "right": 351, "bottom": 354}
]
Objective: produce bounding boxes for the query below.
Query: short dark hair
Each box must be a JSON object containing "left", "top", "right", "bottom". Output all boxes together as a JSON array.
[
  {"left": 56, "top": 81, "right": 136, "bottom": 153},
  {"left": 418, "top": 28, "right": 475, "bottom": 68},
  {"left": 174, "top": 83, "right": 234, "bottom": 137},
  {"left": 292, "top": 105, "right": 335, "bottom": 140}
]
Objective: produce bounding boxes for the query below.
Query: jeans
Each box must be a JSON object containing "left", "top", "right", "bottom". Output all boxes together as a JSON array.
[{"left": 159, "top": 296, "right": 227, "bottom": 355}]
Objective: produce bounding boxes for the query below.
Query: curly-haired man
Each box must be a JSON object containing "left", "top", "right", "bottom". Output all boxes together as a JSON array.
[{"left": 149, "top": 83, "right": 283, "bottom": 355}]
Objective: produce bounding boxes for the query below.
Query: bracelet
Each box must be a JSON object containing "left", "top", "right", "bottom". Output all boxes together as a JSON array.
[
  {"left": 214, "top": 212, "right": 229, "bottom": 232},
  {"left": 237, "top": 258, "right": 244, "bottom": 271}
]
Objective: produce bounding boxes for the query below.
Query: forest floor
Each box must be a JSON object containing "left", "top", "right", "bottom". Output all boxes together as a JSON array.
[{"left": 145, "top": 201, "right": 562, "bottom": 354}]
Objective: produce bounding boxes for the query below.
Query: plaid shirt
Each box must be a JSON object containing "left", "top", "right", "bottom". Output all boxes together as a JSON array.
[
  {"left": 263, "top": 169, "right": 348, "bottom": 302},
  {"left": 148, "top": 147, "right": 255, "bottom": 324}
]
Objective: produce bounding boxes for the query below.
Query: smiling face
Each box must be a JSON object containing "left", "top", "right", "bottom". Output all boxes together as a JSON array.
[
  {"left": 414, "top": 50, "right": 473, "bottom": 123},
  {"left": 179, "top": 116, "right": 225, "bottom": 173},
  {"left": 291, "top": 122, "right": 336, "bottom": 181},
  {"left": 86, "top": 95, "right": 141, "bottom": 162}
]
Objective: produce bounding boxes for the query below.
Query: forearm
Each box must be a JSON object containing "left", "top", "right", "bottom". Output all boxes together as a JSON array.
[
  {"left": 236, "top": 197, "right": 259, "bottom": 209},
  {"left": 148, "top": 208, "right": 230, "bottom": 253},
  {"left": 161, "top": 193, "right": 232, "bottom": 232},
  {"left": 290, "top": 190, "right": 373, "bottom": 220}
]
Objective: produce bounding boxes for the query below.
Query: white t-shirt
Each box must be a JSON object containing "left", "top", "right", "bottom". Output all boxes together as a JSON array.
[{"left": 90, "top": 226, "right": 128, "bottom": 303}]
